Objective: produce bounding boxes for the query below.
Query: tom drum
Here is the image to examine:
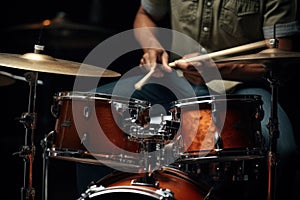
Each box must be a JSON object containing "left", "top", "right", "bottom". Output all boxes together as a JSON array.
[
  {"left": 168, "top": 94, "right": 265, "bottom": 162},
  {"left": 47, "top": 91, "right": 151, "bottom": 168}
]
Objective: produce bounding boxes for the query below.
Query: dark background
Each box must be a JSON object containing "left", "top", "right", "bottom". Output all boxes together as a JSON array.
[
  {"left": 0, "top": 1, "right": 299, "bottom": 200},
  {"left": 0, "top": 1, "right": 141, "bottom": 199}
]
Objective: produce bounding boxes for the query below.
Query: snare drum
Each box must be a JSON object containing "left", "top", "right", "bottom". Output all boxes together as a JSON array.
[
  {"left": 78, "top": 167, "right": 220, "bottom": 199},
  {"left": 168, "top": 94, "right": 265, "bottom": 162},
  {"left": 48, "top": 91, "right": 151, "bottom": 167}
]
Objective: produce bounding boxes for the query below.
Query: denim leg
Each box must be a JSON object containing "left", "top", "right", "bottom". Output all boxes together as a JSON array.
[{"left": 95, "top": 71, "right": 209, "bottom": 115}]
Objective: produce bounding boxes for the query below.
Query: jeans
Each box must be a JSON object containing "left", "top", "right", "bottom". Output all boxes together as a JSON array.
[{"left": 95, "top": 71, "right": 210, "bottom": 116}]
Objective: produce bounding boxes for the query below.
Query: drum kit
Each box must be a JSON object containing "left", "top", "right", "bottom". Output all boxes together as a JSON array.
[{"left": 1, "top": 39, "right": 300, "bottom": 200}]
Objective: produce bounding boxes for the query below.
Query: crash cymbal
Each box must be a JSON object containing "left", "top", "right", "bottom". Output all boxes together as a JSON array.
[
  {"left": 215, "top": 48, "right": 300, "bottom": 64},
  {"left": 0, "top": 53, "right": 121, "bottom": 77}
]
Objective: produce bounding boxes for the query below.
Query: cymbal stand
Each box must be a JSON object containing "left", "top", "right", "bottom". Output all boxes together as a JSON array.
[
  {"left": 14, "top": 44, "right": 46, "bottom": 200},
  {"left": 14, "top": 71, "right": 39, "bottom": 200},
  {"left": 40, "top": 130, "right": 54, "bottom": 200},
  {"left": 265, "top": 27, "right": 281, "bottom": 200},
  {"left": 265, "top": 64, "right": 280, "bottom": 200}
]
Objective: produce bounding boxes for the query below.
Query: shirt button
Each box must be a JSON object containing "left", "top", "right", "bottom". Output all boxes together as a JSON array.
[
  {"left": 207, "top": 1, "right": 212, "bottom": 7},
  {"left": 203, "top": 27, "right": 209, "bottom": 32},
  {"left": 190, "top": 16, "right": 196, "bottom": 21}
]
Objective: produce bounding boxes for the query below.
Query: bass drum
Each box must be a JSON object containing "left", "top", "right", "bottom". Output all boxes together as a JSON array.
[{"left": 78, "top": 167, "right": 220, "bottom": 200}]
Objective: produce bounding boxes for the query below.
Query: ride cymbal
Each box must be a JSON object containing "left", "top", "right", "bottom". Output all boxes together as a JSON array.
[
  {"left": 4, "top": 12, "right": 116, "bottom": 49},
  {"left": 7, "top": 12, "right": 105, "bottom": 32},
  {"left": 0, "top": 53, "right": 121, "bottom": 77},
  {"left": 215, "top": 48, "right": 300, "bottom": 64}
]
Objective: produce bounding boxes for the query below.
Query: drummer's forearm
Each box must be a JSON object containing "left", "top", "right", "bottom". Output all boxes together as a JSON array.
[
  {"left": 133, "top": 6, "right": 164, "bottom": 50},
  {"left": 217, "top": 63, "right": 267, "bottom": 82}
]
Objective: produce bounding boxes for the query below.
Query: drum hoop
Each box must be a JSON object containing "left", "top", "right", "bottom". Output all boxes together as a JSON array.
[
  {"left": 170, "top": 94, "right": 262, "bottom": 108},
  {"left": 158, "top": 167, "right": 212, "bottom": 190},
  {"left": 53, "top": 91, "right": 151, "bottom": 107},
  {"left": 98, "top": 167, "right": 208, "bottom": 187},
  {"left": 91, "top": 167, "right": 216, "bottom": 199},
  {"left": 89, "top": 186, "right": 164, "bottom": 199}
]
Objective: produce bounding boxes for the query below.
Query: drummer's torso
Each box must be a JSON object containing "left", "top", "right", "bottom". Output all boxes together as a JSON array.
[
  {"left": 170, "top": 0, "right": 263, "bottom": 54},
  {"left": 169, "top": 0, "right": 297, "bottom": 55}
]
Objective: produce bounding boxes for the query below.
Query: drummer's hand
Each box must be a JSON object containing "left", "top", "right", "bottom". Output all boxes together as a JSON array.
[
  {"left": 139, "top": 48, "right": 172, "bottom": 77},
  {"left": 173, "top": 53, "right": 206, "bottom": 85}
]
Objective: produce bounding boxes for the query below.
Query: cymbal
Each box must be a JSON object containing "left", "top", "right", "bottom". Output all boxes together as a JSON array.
[
  {"left": 4, "top": 12, "right": 115, "bottom": 49},
  {"left": 7, "top": 12, "right": 105, "bottom": 32},
  {"left": 215, "top": 48, "right": 300, "bottom": 64},
  {"left": 0, "top": 53, "right": 121, "bottom": 77}
]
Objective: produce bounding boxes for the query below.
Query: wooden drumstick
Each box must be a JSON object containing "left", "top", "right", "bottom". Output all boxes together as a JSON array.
[
  {"left": 169, "top": 40, "right": 267, "bottom": 66},
  {"left": 134, "top": 40, "right": 266, "bottom": 90},
  {"left": 134, "top": 66, "right": 155, "bottom": 90}
]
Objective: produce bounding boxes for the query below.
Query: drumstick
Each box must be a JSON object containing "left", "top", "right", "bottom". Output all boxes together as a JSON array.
[
  {"left": 134, "top": 40, "right": 266, "bottom": 90},
  {"left": 134, "top": 66, "right": 155, "bottom": 90},
  {"left": 169, "top": 40, "right": 267, "bottom": 66}
]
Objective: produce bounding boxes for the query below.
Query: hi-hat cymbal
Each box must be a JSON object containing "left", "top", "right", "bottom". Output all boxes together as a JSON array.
[
  {"left": 0, "top": 53, "right": 121, "bottom": 77},
  {"left": 215, "top": 48, "right": 300, "bottom": 64}
]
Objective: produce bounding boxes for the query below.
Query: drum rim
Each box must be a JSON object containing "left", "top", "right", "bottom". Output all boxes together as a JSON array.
[
  {"left": 170, "top": 94, "right": 262, "bottom": 108},
  {"left": 88, "top": 186, "right": 166, "bottom": 199},
  {"left": 96, "top": 166, "right": 213, "bottom": 193},
  {"left": 53, "top": 91, "right": 151, "bottom": 106}
]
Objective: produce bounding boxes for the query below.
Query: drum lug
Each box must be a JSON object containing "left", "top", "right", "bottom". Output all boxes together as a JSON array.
[
  {"left": 155, "top": 188, "right": 174, "bottom": 200},
  {"left": 83, "top": 106, "right": 91, "bottom": 119},
  {"left": 79, "top": 184, "right": 106, "bottom": 200},
  {"left": 60, "top": 120, "right": 71, "bottom": 128},
  {"left": 131, "top": 173, "right": 159, "bottom": 188},
  {"left": 130, "top": 177, "right": 175, "bottom": 199},
  {"left": 214, "top": 131, "right": 223, "bottom": 150},
  {"left": 51, "top": 103, "right": 60, "bottom": 118},
  {"left": 81, "top": 133, "right": 87, "bottom": 144}
]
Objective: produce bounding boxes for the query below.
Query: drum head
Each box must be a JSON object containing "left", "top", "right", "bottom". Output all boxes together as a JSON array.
[
  {"left": 54, "top": 91, "right": 150, "bottom": 107},
  {"left": 170, "top": 94, "right": 262, "bottom": 108}
]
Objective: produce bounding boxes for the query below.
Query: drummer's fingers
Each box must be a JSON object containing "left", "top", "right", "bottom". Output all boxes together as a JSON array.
[
  {"left": 161, "top": 51, "right": 172, "bottom": 72},
  {"left": 139, "top": 57, "right": 144, "bottom": 66},
  {"left": 147, "top": 50, "right": 159, "bottom": 68},
  {"left": 174, "top": 60, "right": 202, "bottom": 70},
  {"left": 182, "top": 52, "right": 201, "bottom": 59}
]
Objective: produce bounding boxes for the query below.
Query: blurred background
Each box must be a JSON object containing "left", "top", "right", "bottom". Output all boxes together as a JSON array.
[
  {"left": 0, "top": 1, "right": 299, "bottom": 200},
  {"left": 0, "top": 1, "right": 141, "bottom": 199}
]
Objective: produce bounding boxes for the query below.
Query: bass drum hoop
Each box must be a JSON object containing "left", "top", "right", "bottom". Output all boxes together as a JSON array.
[{"left": 79, "top": 167, "right": 219, "bottom": 200}]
